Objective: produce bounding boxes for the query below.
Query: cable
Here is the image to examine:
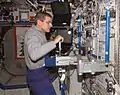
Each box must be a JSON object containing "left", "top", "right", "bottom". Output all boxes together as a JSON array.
[{"left": 66, "top": 68, "right": 75, "bottom": 77}]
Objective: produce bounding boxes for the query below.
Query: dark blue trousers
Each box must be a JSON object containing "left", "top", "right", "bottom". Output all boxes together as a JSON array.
[{"left": 26, "top": 67, "right": 57, "bottom": 95}]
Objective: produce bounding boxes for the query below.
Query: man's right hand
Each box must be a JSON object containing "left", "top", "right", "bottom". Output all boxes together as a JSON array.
[{"left": 54, "top": 35, "right": 64, "bottom": 44}]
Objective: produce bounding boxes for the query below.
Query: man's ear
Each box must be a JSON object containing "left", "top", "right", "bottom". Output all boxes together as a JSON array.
[{"left": 38, "top": 20, "right": 43, "bottom": 25}]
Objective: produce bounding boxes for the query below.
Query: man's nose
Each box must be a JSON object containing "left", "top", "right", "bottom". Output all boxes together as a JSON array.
[{"left": 50, "top": 23, "right": 53, "bottom": 27}]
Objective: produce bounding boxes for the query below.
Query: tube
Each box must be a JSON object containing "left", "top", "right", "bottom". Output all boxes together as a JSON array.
[{"left": 105, "top": 8, "right": 110, "bottom": 64}]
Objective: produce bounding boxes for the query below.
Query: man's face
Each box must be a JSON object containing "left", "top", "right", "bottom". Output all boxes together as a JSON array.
[{"left": 39, "top": 16, "right": 53, "bottom": 32}]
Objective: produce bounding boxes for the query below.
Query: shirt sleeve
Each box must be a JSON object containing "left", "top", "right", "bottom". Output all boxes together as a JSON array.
[{"left": 26, "top": 35, "right": 56, "bottom": 61}]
